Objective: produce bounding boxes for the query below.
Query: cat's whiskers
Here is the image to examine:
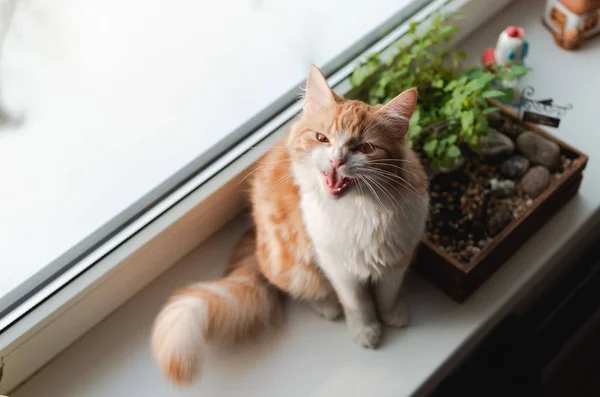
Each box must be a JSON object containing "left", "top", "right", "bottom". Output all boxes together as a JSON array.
[
  {"left": 250, "top": 145, "right": 289, "bottom": 151},
  {"left": 356, "top": 175, "right": 385, "bottom": 209},
  {"left": 366, "top": 158, "right": 413, "bottom": 163},
  {"left": 365, "top": 170, "right": 419, "bottom": 228},
  {"left": 356, "top": 168, "right": 414, "bottom": 226},
  {"left": 362, "top": 111, "right": 406, "bottom": 137},
  {"left": 238, "top": 159, "right": 291, "bottom": 185},
  {"left": 273, "top": 171, "right": 293, "bottom": 188},
  {"left": 368, "top": 167, "right": 424, "bottom": 201},
  {"left": 363, "top": 162, "right": 427, "bottom": 203},
  {"left": 362, "top": 116, "right": 389, "bottom": 137},
  {"left": 366, "top": 160, "right": 421, "bottom": 180},
  {"left": 255, "top": 159, "right": 292, "bottom": 165},
  {"left": 361, "top": 174, "right": 409, "bottom": 223},
  {"left": 363, "top": 174, "right": 398, "bottom": 206}
]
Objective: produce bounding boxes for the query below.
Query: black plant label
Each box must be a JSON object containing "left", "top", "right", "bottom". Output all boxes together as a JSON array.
[
  {"left": 523, "top": 111, "right": 560, "bottom": 127},
  {"left": 520, "top": 86, "right": 572, "bottom": 128}
]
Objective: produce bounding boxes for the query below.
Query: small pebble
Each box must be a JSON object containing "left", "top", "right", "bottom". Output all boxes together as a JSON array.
[
  {"left": 561, "top": 156, "right": 573, "bottom": 172},
  {"left": 488, "top": 178, "right": 515, "bottom": 197},
  {"left": 466, "top": 246, "right": 481, "bottom": 257},
  {"left": 500, "top": 155, "right": 530, "bottom": 179},
  {"left": 521, "top": 166, "right": 551, "bottom": 198},
  {"left": 486, "top": 201, "right": 513, "bottom": 237}
]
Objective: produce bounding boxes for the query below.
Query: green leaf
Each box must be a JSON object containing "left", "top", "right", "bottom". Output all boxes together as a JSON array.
[
  {"left": 481, "top": 90, "right": 506, "bottom": 98},
  {"left": 509, "top": 64, "right": 529, "bottom": 76},
  {"left": 349, "top": 67, "right": 366, "bottom": 87},
  {"left": 436, "top": 140, "right": 447, "bottom": 156},
  {"left": 465, "top": 79, "right": 486, "bottom": 93},
  {"left": 409, "top": 21, "right": 419, "bottom": 34},
  {"left": 447, "top": 145, "right": 461, "bottom": 158},
  {"left": 503, "top": 88, "right": 515, "bottom": 104},
  {"left": 483, "top": 106, "right": 500, "bottom": 115},
  {"left": 467, "top": 134, "right": 479, "bottom": 149},
  {"left": 399, "top": 53, "right": 412, "bottom": 65},
  {"left": 424, "top": 139, "right": 438, "bottom": 157},
  {"left": 432, "top": 78, "right": 444, "bottom": 88},
  {"left": 411, "top": 108, "right": 421, "bottom": 124},
  {"left": 447, "top": 135, "right": 457, "bottom": 144},
  {"left": 408, "top": 124, "right": 422, "bottom": 138},
  {"left": 444, "top": 80, "right": 458, "bottom": 92},
  {"left": 461, "top": 110, "right": 474, "bottom": 131}
]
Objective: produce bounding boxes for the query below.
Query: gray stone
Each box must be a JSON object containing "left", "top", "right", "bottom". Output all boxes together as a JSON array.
[
  {"left": 479, "top": 130, "right": 515, "bottom": 159},
  {"left": 486, "top": 201, "right": 513, "bottom": 237},
  {"left": 488, "top": 178, "right": 515, "bottom": 197},
  {"left": 501, "top": 122, "right": 526, "bottom": 140},
  {"left": 521, "top": 166, "right": 551, "bottom": 198},
  {"left": 500, "top": 155, "right": 530, "bottom": 179},
  {"left": 487, "top": 112, "right": 505, "bottom": 129},
  {"left": 516, "top": 131, "right": 561, "bottom": 171}
]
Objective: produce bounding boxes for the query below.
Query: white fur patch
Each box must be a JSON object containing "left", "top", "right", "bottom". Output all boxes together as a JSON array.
[
  {"left": 292, "top": 161, "right": 428, "bottom": 280},
  {"left": 151, "top": 295, "right": 207, "bottom": 382}
]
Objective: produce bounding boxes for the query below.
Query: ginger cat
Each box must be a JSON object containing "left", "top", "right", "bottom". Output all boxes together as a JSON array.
[{"left": 151, "top": 65, "right": 429, "bottom": 385}]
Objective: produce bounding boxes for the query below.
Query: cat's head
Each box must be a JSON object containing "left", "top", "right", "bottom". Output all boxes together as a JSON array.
[{"left": 288, "top": 65, "right": 417, "bottom": 197}]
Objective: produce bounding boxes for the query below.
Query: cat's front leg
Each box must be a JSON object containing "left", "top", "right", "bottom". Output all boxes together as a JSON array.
[
  {"left": 320, "top": 263, "right": 382, "bottom": 348},
  {"left": 375, "top": 262, "right": 410, "bottom": 328}
]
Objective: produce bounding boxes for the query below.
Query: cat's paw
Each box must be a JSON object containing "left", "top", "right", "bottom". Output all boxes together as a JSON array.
[
  {"left": 310, "top": 298, "right": 343, "bottom": 321},
  {"left": 380, "top": 301, "right": 409, "bottom": 328},
  {"left": 349, "top": 321, "right": 383, "bottom": 349}
]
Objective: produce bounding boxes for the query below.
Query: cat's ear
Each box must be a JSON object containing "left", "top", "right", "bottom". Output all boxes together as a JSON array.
[
  {"left": 304, "top": 65, "right": 335, "bottom": 114},
  {"left": 378, "top": 88, "right": 418, "bottom": 134}
]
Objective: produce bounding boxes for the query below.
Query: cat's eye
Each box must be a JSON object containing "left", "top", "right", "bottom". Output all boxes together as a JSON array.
[
  {"left": 316, "top": 133, "right": 329, "bottom": 143},
  {"left": 355, "top": 143, "right": 375, "bottom": 154}
]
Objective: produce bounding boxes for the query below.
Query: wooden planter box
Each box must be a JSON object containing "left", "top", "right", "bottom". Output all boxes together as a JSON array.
[{"left": 414, "top": 105, "right": 588, "bottom": 303}]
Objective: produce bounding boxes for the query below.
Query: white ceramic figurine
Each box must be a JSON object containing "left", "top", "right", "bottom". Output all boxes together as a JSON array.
[
  {"left": 482, "top": 26, "right": 529, "bottom": 106},
  {"left": 482, "top": 25, "right": 528, "bottom": 68}
]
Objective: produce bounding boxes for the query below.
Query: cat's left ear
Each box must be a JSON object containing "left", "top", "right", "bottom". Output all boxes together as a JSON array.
[
  {"left": 378, "top": 88, "right": 418, "bottom": 134},
  {"left": 304, "top": 65, "right": 336, "bottom": 114}
]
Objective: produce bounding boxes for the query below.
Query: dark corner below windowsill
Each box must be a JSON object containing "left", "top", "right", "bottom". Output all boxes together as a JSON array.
[{"left": 431, "top": 237, "right": 600, "bottom": 396}]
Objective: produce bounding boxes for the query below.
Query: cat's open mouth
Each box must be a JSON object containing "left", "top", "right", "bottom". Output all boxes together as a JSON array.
[{"left": 322, "top": 170, "right": 354, "bottom": 196}]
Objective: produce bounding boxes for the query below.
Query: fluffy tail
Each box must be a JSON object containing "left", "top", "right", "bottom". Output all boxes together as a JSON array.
[{"left": 151, "top": 231, "right": 281, "bottom": 385}]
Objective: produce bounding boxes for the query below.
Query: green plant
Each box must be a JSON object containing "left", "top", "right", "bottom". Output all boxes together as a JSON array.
[{"left": 349, "top": 14, "right": 530, "bottom": 169}]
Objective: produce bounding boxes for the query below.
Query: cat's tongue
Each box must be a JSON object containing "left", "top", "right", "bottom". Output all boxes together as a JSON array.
[{"left": 326, "top": 170, "right": 345, "bottom": 189}]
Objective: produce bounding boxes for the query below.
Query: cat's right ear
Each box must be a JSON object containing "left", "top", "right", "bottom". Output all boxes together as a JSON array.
[{"left": 304, "top": 65, "right": 335, "bottom": 114}]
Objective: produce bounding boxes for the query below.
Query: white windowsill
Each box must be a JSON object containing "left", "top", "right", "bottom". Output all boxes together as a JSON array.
[{"left": 6, "top": 0, "right": 600, "bottom": 395}]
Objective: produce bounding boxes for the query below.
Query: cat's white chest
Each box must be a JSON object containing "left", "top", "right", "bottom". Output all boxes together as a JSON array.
[{"left": 300, "top": 188, "right": 426, "bottom": 280}]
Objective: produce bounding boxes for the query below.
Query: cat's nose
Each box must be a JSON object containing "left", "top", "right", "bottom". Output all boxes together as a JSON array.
[{"left": 330, "top": 158, "right": 345, "bottom": 169}]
